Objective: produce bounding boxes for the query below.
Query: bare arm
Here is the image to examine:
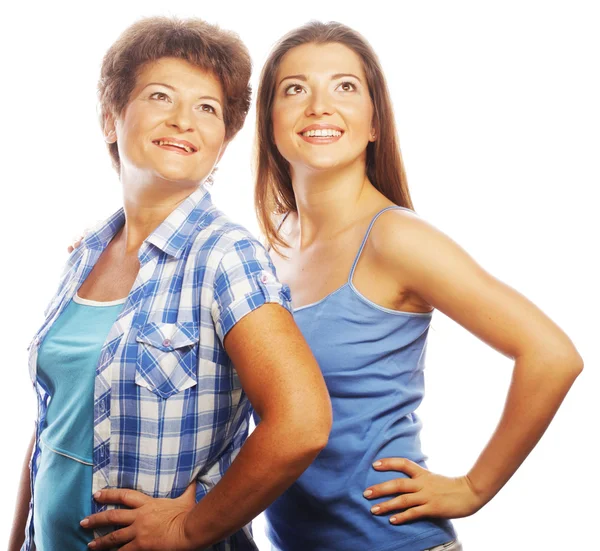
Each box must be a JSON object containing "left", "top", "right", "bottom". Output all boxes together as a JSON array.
[
  {"left": 8, "top": 431, "right": 34, "bottom": 551},
  {"left": 364, "top": 210, "right": 583, "bottom": 521},
  {"left": 182, "top": 303, "right": 332, "bottom": 545},
  {"left": 84, "top": 304, "right": 332, "bottom": 550}
]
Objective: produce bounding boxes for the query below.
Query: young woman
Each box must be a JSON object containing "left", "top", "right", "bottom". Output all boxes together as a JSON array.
[
  {"left": 8, "top": 17, "right": 332, "bottom": 551},
  {"left": 254, "top": 22, "right": 583, "bottom": 551}
]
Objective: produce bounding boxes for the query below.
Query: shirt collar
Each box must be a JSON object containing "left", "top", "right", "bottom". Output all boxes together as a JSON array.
[{"left": 82, "top": 185, "right": 214, "bottom": 260}]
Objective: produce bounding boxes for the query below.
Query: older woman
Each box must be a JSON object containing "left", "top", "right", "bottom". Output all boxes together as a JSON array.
[{"left": 8, "top": 17, "right": 331, "bottom": 551}]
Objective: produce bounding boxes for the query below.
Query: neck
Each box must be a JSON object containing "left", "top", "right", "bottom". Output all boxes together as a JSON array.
[
  {"left": 291, "top": 157, "right": 374, "bottom": 248},
  {"left": 118, "top": 171, "right": 200, "bottom": 254}
]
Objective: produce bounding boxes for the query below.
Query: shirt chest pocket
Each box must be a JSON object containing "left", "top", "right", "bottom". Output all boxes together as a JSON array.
[{"left": 135, "top": 321, "right": 200, "bottom": 399}]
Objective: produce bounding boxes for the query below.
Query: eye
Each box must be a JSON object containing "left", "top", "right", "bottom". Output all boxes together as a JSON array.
[
  {"left": 149, "top": 92, "right": 171, "bottom": 102},
  {"left": 336, "top": 81, "right": 356, "bottom": 92},
  {"left": 199, "top": 104, "right": 216, "bottom": 114},
  {"left": 284, "top": 83, "right": 305, "bottom": 96}
]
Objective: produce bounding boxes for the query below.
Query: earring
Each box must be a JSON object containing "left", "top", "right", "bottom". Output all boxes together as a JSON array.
[{"left": 205, "top": 166, "right": 219, "bottom": 186}]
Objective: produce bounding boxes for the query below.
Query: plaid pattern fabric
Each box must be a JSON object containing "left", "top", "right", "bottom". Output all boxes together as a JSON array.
[{"left": 23, "top": 186, "right": 292, "bottom": 551}]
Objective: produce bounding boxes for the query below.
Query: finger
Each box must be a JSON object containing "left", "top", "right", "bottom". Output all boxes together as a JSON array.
[
  {"left": 88, "top": 525, "right": 135, "bottom": 550},
  {"left": 94, "top": 488, "right": 151, "bottom": 508},
  {"left": 389, "top": 504, "right": 430, "bottom": 525},
  {"left": 373, "top": 457, "right": 425, "bottom": 478},
  {"left": 370, "top": 492, "right": 426, "bottom": 515},
  {"left": 364, "top": 477, "right": 420, "bottom": 499},
  {"left": 67, "top": 246, "right": 74, "bottom": 253},
  {"left": 81, "top": 508, "right": 136, "bottom": 529}
]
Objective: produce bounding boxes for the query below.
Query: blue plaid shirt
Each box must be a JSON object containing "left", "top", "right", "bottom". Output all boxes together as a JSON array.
[{"left": 23, "top": 186, "right": 292, "bottom": 550}]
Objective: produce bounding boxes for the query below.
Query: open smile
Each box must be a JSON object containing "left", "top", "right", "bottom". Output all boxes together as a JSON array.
[
  {"left": 152, "top": 138, "right": 198, "bottom": 155},
  {"left": 298, "top": 124, "right": 344, "bottom": 145}
]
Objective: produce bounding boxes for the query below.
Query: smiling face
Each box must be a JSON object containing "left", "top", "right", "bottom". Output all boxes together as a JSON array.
[
  {"left": 105, "top": 57, "right": 227, "bottom": 187},
  {"left": 272, "top": 42, "right": 375, "bottom": 176}
]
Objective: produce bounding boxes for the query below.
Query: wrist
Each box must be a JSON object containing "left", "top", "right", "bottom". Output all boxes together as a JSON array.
[
  {"left": 463, "top": 473, "right": 494, "bottom": 509},
  {"left": 182, "top": 508, "right": 210, "bottom": 551}
]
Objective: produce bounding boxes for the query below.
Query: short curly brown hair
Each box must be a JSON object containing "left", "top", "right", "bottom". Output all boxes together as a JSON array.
[{"left": 98, "top": 16, "right": 252, "bottom": 171}]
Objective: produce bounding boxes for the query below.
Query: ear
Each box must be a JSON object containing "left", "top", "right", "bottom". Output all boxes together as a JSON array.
[
  {"left": 369, "top": 127, "right": 377, "bottom": 142},
  {"left": 104, "top": 112, "right": 117, "bottom": 144}
]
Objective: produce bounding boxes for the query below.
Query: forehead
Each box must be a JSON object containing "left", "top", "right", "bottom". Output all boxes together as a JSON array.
[
  {"left": 277, "top": 42, "right": 366, "bottom": 80},
  {"left": 134, "top": 57, "right": 223, "bottom": 99}
]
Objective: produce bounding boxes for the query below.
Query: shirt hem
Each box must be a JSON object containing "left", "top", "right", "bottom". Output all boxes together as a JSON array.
[
  {"left": 368, "top": 528, "right": 456, "bottom": 551},
  {"left": 269, "top": 526, "right": 456, "bottom": 551}
]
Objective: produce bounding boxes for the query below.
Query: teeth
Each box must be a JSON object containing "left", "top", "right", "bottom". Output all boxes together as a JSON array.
[
  {"left": 157, "top": 140, "right": 194, "bottom": 153},
  {"left": 301, "top": 129, "right": 342, "bottom": 138}
]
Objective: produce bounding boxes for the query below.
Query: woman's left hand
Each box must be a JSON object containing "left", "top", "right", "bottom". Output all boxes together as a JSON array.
[
  {"left": 363, "top": 458, "right": 485, "bottom": 524},
  {"left": 81, "top": 483, "right": 197, "bottom": 550}
]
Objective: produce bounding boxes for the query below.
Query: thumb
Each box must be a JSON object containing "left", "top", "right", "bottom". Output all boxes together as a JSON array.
[{"left": 178, "top": 481, "right": 197, "bottom": 504}]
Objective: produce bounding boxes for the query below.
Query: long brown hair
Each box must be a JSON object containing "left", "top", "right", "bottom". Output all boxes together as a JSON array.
[{"left": 255, "top": 21, "right": 414, "bottom": 252}]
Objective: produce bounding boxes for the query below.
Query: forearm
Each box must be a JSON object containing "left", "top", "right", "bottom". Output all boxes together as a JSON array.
[
  {"left": 8, "top": 431, "right": 35, "bottom": 551},
  {"left": 183, "top": 416, "right": 327, "bottom": 549},
  {"left": 467, "top": 352, "right": 583, "bottom": 504}
]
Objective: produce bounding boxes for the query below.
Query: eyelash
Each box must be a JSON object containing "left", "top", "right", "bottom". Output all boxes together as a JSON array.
[
  {"left": 199, "top": 104, "right": 216, "bottom": 114},
  {"left": 284, "top": 81, "right": 357, "bottom": 95},
  {"left": 285, "top": 83, "right": 305, "bottom": 95},
  {"left": 150, "top": 92, "right": 171, "bottom": 102},
  {"left": 338, "top": 81, "right": 356, "bottom": 92},
  {"left": 149, "top": 93, "right": 216, "bottom": 114}
]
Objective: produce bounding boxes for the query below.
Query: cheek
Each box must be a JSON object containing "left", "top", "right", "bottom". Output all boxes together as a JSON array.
[
  {"left": 272, "top": 107, "right": 297, "bottom": 152},
  {"left": 118, "top": 108, "right": 152, "bottom": 148},
  {"left": 344, "top": 101, "right": 374, "bottom": 137},
  {"left": 203, "top": 125, "right": 226, "bottom": 154}
]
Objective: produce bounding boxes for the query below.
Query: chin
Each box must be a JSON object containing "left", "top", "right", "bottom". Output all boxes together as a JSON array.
[
  {"left": 301, "top": 156, "right": 348, "bottom": 172},
  {"left": 151, "top": 161, "right": 202, "bottom": 181},
  {"left": 153, "top": 168, "right": 202, "bottom": 186}
]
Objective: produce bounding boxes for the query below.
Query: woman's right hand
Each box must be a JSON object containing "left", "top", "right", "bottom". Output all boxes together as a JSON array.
[{"left": 67, "top": 231, "right": 88, "bottom": 253}]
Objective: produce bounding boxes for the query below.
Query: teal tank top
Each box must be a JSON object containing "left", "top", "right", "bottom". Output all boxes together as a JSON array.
[
  {"left": 266, "top": 207, "right": 456, "bottom": 551},
  {"left": 34, "top": 294, "right": 125, "bottom": 550}
]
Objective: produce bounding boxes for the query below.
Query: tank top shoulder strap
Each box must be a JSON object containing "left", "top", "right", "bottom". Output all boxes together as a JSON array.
[{"left": 348, "top": 205, "right": 413, "bottom": 283}]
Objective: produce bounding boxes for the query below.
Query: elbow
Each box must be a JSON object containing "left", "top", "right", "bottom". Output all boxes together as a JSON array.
[
  {"left": 295, "top": 409, "right": 332, "bottom": 456},
  {"left": 547, "top": 345, "right": 584, "bottom": 382},
  {"left": 524, "top": 335, "right": 584, "bottom": 380},
  {"left": 558, "top": 341, "right": 584, "bottom": 379},
  {"left": 569, "top": 353, "right": 584, "bottom": 378},
  {"left": 311, "top": 414, "right": 333, "bottom": 453},
  {"left": 282, "top": 409, "right": 332, "bottom": 462}
]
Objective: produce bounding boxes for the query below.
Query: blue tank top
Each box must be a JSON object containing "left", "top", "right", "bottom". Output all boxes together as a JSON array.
[
  {"left": 266, "top": 207, "right": 456, "bottom": 551},
  {"left": 34, "top": 294, "right": 125, "bottom": 551}
]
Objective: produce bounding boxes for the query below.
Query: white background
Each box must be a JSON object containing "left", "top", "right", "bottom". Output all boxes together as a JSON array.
[{"left": 1, "top": 1, "right": 598, "bottom": 549}]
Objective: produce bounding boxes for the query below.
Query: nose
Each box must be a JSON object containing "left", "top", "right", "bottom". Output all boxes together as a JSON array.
[
  {"left": 166, "top": 103, "right": 194, "bottom": 133},
  {"left": 305, "top": 88, "right": 335, "bottom": 118}
]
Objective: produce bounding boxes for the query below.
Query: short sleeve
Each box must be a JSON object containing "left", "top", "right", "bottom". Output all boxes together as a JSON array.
[{"left": 211, "top": 237, "right": 293, "bottom": 343}]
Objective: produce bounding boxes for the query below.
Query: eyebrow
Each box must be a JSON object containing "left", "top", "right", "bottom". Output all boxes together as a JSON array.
[
  {"left": 278, "top": 73, "right": 363, "bottom": 87},
  {"left": 142, "top": 82, "right": 223, "bottom": 105}
]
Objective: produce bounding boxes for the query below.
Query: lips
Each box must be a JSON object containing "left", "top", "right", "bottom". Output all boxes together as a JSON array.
[
  {"left": 298, "top": 124, "right": 344, "bottom": 144},
  {"left": 298, "top": 124, "right": 345, "bottom": 137},
  {"left": 152, "top": 137, "right": 198, "bottom": 154}
]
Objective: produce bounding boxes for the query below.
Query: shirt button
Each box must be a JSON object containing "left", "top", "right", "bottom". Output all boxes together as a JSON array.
[
  {"left": 163, "top": 339, "right": 171, "bottom": 347},
  {"left": 260, "top": 273, "right": 269, "bottom": 283}
]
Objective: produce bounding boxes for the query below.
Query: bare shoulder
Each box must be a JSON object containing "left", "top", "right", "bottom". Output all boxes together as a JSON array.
[{"left": 369, "top": 207, "right": 467, "bottom": 267}]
